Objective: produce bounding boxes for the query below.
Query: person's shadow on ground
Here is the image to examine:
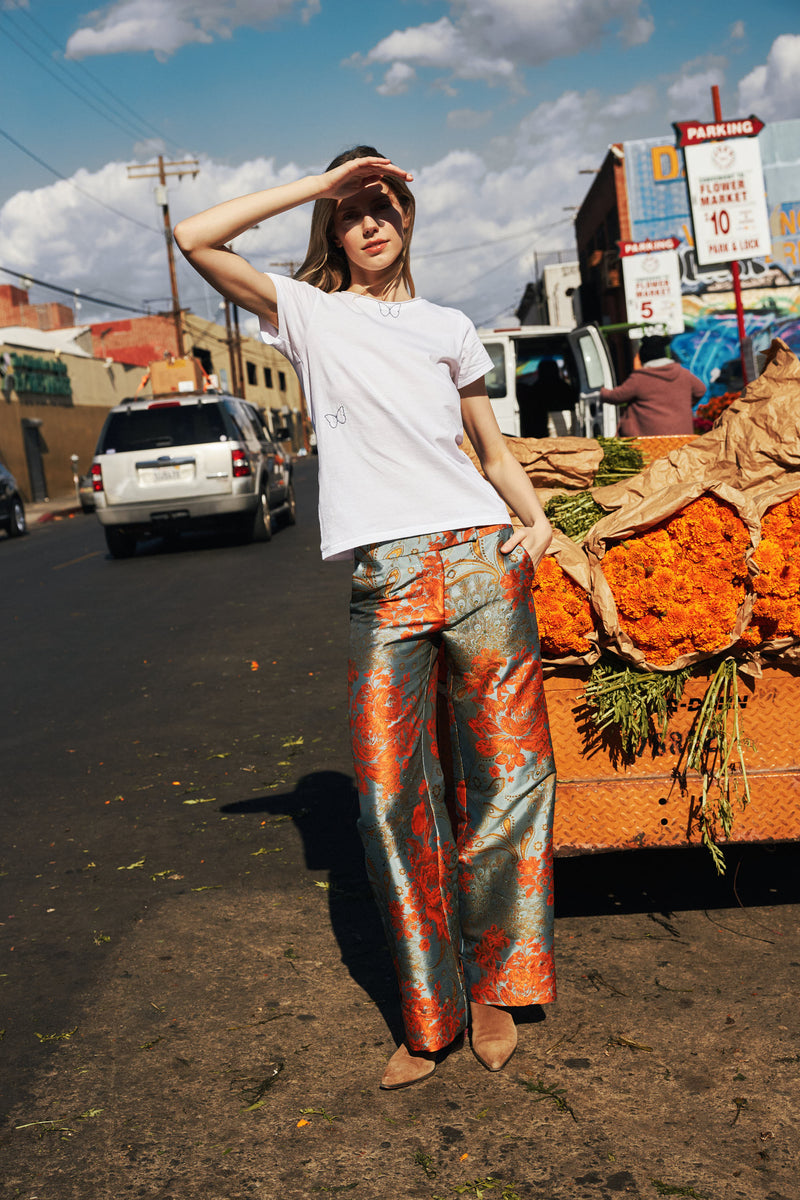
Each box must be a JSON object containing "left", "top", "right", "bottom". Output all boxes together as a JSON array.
[
  {"left": 222, "top": 770, "right": 407, "bottom": 1043},
  {"left": 221, "top": 770, "right": 549, "bottom": 1044},
  {"left": 221, "top": 770, "right": 800, "bottom": 1044}
]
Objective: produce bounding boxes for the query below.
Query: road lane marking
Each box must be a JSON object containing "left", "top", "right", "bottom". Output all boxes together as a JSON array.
[{"left": 53, "top": 551, "right": 102, "bottom": 570}]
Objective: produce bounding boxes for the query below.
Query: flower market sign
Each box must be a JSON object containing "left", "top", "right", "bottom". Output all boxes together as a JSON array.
[
  {"left": 675, "top": 115, "right": 771, "bottom": 266},
  {"left": 619, "top": 237, "right": 684, "bottom": 336}
]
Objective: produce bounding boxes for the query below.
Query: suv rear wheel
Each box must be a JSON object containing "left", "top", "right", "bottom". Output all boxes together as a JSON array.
[
  {"left": 105, "top": 526, "right": 137, "bottom": 558},
  {"left": 253, "top": 491, "right": 273, "bottom": 542},
  {"left": 6, "top": 496, "right": 26, "bottom": 537},
  {"left": 285, "top": 482, "right": 297, "bottom": 526},
  {"left": 235, "top": 492, "right": 272, "bottom": 545}
]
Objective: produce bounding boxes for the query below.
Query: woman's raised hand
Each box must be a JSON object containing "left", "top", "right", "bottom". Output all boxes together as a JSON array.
[{"left": 317, "top": 157, "right": 413, "bottom": 201}]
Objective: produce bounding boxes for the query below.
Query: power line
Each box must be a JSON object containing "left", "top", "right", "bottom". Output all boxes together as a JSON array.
[
  {"left": 428, "top": 215, "right": 575, "bottom": 309},
  {"left": 415, "top": 225, "right": 548, "bottom": 261},
  {"left": 0, "top": 15, "right": 155, "bottom": 146},
  {"left": 0, "top": 125, "right": 161, "bottom": 236},
  {"left": 0, "top": 265, "right": 150, "bottom": 315},
  {"left": 12, "top": 3, "right": 180, "bottom": 152}
]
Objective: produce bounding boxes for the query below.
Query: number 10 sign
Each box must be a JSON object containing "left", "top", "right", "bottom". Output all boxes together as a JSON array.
[{"left": 675, "top": 116, "right": 771, "bottom": 267}]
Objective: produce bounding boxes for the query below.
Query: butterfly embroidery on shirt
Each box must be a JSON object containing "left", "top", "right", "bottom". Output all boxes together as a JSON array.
[
  {"left": 324, "top": 405, "right": 346, "bottom": 429},
  {"left": 378, "top": 302, "right": 401, "bottom": 318}
]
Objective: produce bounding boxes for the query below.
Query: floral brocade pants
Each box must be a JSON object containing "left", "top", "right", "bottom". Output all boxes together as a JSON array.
[{"left": 348, "top": 525, "right": 556, "bottom": 1053}]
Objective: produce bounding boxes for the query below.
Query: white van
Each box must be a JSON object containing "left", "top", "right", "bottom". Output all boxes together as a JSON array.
[{"left": 477, "top": 324, "right": 618, "bottom": 438}]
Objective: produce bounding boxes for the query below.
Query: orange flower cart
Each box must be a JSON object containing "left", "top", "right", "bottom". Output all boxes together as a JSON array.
[{"left": 541, "top": 423, "right": 800, "bottom": 860}]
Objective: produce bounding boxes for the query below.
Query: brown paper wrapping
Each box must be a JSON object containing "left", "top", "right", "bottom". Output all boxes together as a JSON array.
[
  {"left": 591, "top": 339, "right": 800, "bottom": 513},
  {"left": 537, "top": 530, "right": 601, "bottom": 670},
  {"left": 585, "top": 482, "right": 761, "bottom": 673},
  {"left": 462, "top": 433, "right": 602, "bottom": 498}
]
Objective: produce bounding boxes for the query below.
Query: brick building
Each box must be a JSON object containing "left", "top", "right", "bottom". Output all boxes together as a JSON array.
[
  {"left": 574, "top": 145, "right": 633, "bottom": 381},
  {"left": 0, "top": 283, "right": 75, "bottom": 333},
  {"left": 2, "top": 286, "right": 307, "bottom": 501},
  {"left": 88, "top": 311, "right": 305, "bottom": 445}
]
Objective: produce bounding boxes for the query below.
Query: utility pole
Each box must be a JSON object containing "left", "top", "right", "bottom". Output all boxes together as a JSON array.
[
  {"left": 232, "top": 303, "right": 246, "bottom": 399},
  {"left": 127, "top": 155, "right": 200, "bottom": 358},
  {"left": 222, "top": 299, "right": 241, "bottom": 397}
]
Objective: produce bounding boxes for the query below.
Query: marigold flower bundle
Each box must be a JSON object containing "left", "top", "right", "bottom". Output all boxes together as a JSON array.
[
  {"left": 533, "top": 556, "right": 595, "bottom": 658},
  {"left": 693, "top": 390, "right": 740, "bottom": 434},
  {"left": 601, "top": 496, "right": 751, "bottom": 667},
  {"left": 740, "top": 492, "right": 800, "bottom": 647}
]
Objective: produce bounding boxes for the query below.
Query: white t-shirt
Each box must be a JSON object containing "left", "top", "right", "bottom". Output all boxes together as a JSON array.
[{"left": 259, "top": 273, "right": 509, "bottom": 560}]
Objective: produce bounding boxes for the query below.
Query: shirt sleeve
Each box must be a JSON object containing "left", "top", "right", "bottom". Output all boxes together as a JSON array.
[
  {"left": 258, "top": 274, "right": 319, "bottom": 369},
  {"left": 455, "top": 317, "right": 494, "bottom": 389},
  {"left": 601, "top": 375, "right": 640, "bottom": 405}
]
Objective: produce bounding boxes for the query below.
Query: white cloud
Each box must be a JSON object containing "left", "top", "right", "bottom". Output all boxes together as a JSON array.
[
  {"left": 738, "top": 34, "right": 800, "bottom": 121},
  {"left": 667, "top": 66, "right": 725, "bottom": 120},
  {"left": 65, "top": 0, "right": 315, "bottom": 60},
  {"left": 0, "top": 155, "right": 313, "bottom": 322},
  {"left": 600, "top": 84, "right": 655, "bottom": 119},
  {"left": 354, "top": 0, "right": 654, "bottom": 89},
  {"left": 730, "top": 20, "right": 745, "bottom": 40},
  {"left": 358, "top": 16, "right": 515, "bottom": 85},
  {"left": 132, "top": 136, "right": 166, "bottom": 158},
  {"left": 376, "top": 62, "right": 417, "bottom": 96},
  {"left": 447, "top": 107, "right": 494, "bottom": 130},
  {"left": 622, "top": 13, "right": 654, "bottom": 46},
  {"left": 0, "top": 76, "right": 655, "bottom": 330}
]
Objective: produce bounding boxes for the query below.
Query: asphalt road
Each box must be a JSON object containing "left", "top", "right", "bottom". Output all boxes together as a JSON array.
[
  {"left": 2, "top": 458, "right": 356, "bottom": 1095},
  {"left": 2, "top": 458, "right": 799, "bottom": 1200}
]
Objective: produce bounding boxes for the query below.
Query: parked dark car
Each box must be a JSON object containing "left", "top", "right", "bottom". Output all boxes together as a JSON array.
[{"left": 0, "top": 462, "right": 27, "bottom": 538}]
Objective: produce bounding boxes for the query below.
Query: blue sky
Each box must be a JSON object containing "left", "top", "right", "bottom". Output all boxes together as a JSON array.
[{"left": 1, "top": 0, "right": 798, "bottom": 328}]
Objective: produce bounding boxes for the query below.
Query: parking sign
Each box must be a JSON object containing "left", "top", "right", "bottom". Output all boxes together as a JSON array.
[
  {"left": 676, "top": 117, "right": 771, "bottom": 266},
  {"left": 619, "top": 238, "right": 684, "bottom": 335}
]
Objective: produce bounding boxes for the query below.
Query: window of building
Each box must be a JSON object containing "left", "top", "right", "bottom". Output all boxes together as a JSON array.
[
  {"left": 246, "top": 361, "right": 257, "bottom": 386},
  {"left": 192, "top": 346, "right": 214, "bottom": 377},
  {"left": 278, "top": 370, "right": 286, "bottom": 392},
  {"left": 263, "top": 366, "right": 273, "bottom": 388}
]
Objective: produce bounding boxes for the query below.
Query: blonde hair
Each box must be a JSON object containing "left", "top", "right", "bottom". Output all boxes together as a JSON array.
[{"left": 295, "top": 145, "right": 415, "bottom": 297}]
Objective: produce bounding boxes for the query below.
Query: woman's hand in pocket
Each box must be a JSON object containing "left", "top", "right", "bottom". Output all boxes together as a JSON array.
[{"left": 500, "top": 518, "right": 552, "bottom": 572}]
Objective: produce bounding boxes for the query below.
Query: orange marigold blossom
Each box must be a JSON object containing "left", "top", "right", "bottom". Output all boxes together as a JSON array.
[
  {"left": 531, "top": 556, "right": 595, "bottom": 658},
  {"left": 740, "top": 492, "right": 800, "bottom": 647},
  {"left": 693, "top": 390, "right": 740, "bottom": 433},
  {"left": 601, "top": 496, "right": 751, "bottom": 666}
]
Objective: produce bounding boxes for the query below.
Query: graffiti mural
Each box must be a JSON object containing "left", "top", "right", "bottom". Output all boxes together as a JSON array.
[{"left": 623, "top": 119, "right": 800, "bottom": 396}]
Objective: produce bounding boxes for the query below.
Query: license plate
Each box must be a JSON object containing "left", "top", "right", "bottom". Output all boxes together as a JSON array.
[{"left": 138, "top": 465, "right": 183, "bottom": 484}]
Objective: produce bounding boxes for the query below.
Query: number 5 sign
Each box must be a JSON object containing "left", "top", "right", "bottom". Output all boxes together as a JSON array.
[
  {"left": 618, "top": 238, "right": 685, "bottom": 335},
  {"left": 675, "top": 116, "right": 771, "bottom": 267}
]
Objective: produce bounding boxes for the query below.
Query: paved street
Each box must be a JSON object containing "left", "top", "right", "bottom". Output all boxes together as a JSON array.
[{"left": 2, "top": 458, "right": 799, "bottom": 1200}]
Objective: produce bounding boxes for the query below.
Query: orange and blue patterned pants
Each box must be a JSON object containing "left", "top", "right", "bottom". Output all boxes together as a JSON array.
[{"left": 348, "top": 525, "right": 556, "bottom": 1052}]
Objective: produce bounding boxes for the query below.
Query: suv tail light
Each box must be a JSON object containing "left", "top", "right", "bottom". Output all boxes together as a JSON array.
[
  {"left": 231, "top": 448, "right": 252, "bottom": 478},
  {"left": 91, "top": 462, "right": 104, "bottom": 493}
]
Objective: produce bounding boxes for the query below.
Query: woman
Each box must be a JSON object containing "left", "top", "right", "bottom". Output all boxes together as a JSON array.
[{"left": 174, "top": 146, "right": 556, "bottom": 1090}]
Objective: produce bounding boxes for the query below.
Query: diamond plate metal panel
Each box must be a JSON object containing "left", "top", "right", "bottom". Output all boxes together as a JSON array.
[
  {"left": 630, "top": 434, "right": 696, "bottom": 467},
  {"left": 547, "top": 666, "right": 800, "bottom": 854}
]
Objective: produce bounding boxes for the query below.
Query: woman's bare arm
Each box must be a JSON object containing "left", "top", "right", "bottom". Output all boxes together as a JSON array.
[
  {"left": 460, "top": 378, "right": 552, "bottom": 569},
  {"left": 173, "top": 157, "right": 413, "bottom": 326},
  {"left": 174, "top": 176, "right": 320, "bottom": 325}
]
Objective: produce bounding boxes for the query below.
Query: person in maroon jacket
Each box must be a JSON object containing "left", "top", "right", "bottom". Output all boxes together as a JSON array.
[{"left": 601, "top": 335, "right": 705, "bottom": 436}]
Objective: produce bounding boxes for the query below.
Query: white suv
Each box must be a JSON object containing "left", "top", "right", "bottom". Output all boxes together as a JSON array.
[{"left": 91, "top": 392, "right": 295, "bottom": 558}]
